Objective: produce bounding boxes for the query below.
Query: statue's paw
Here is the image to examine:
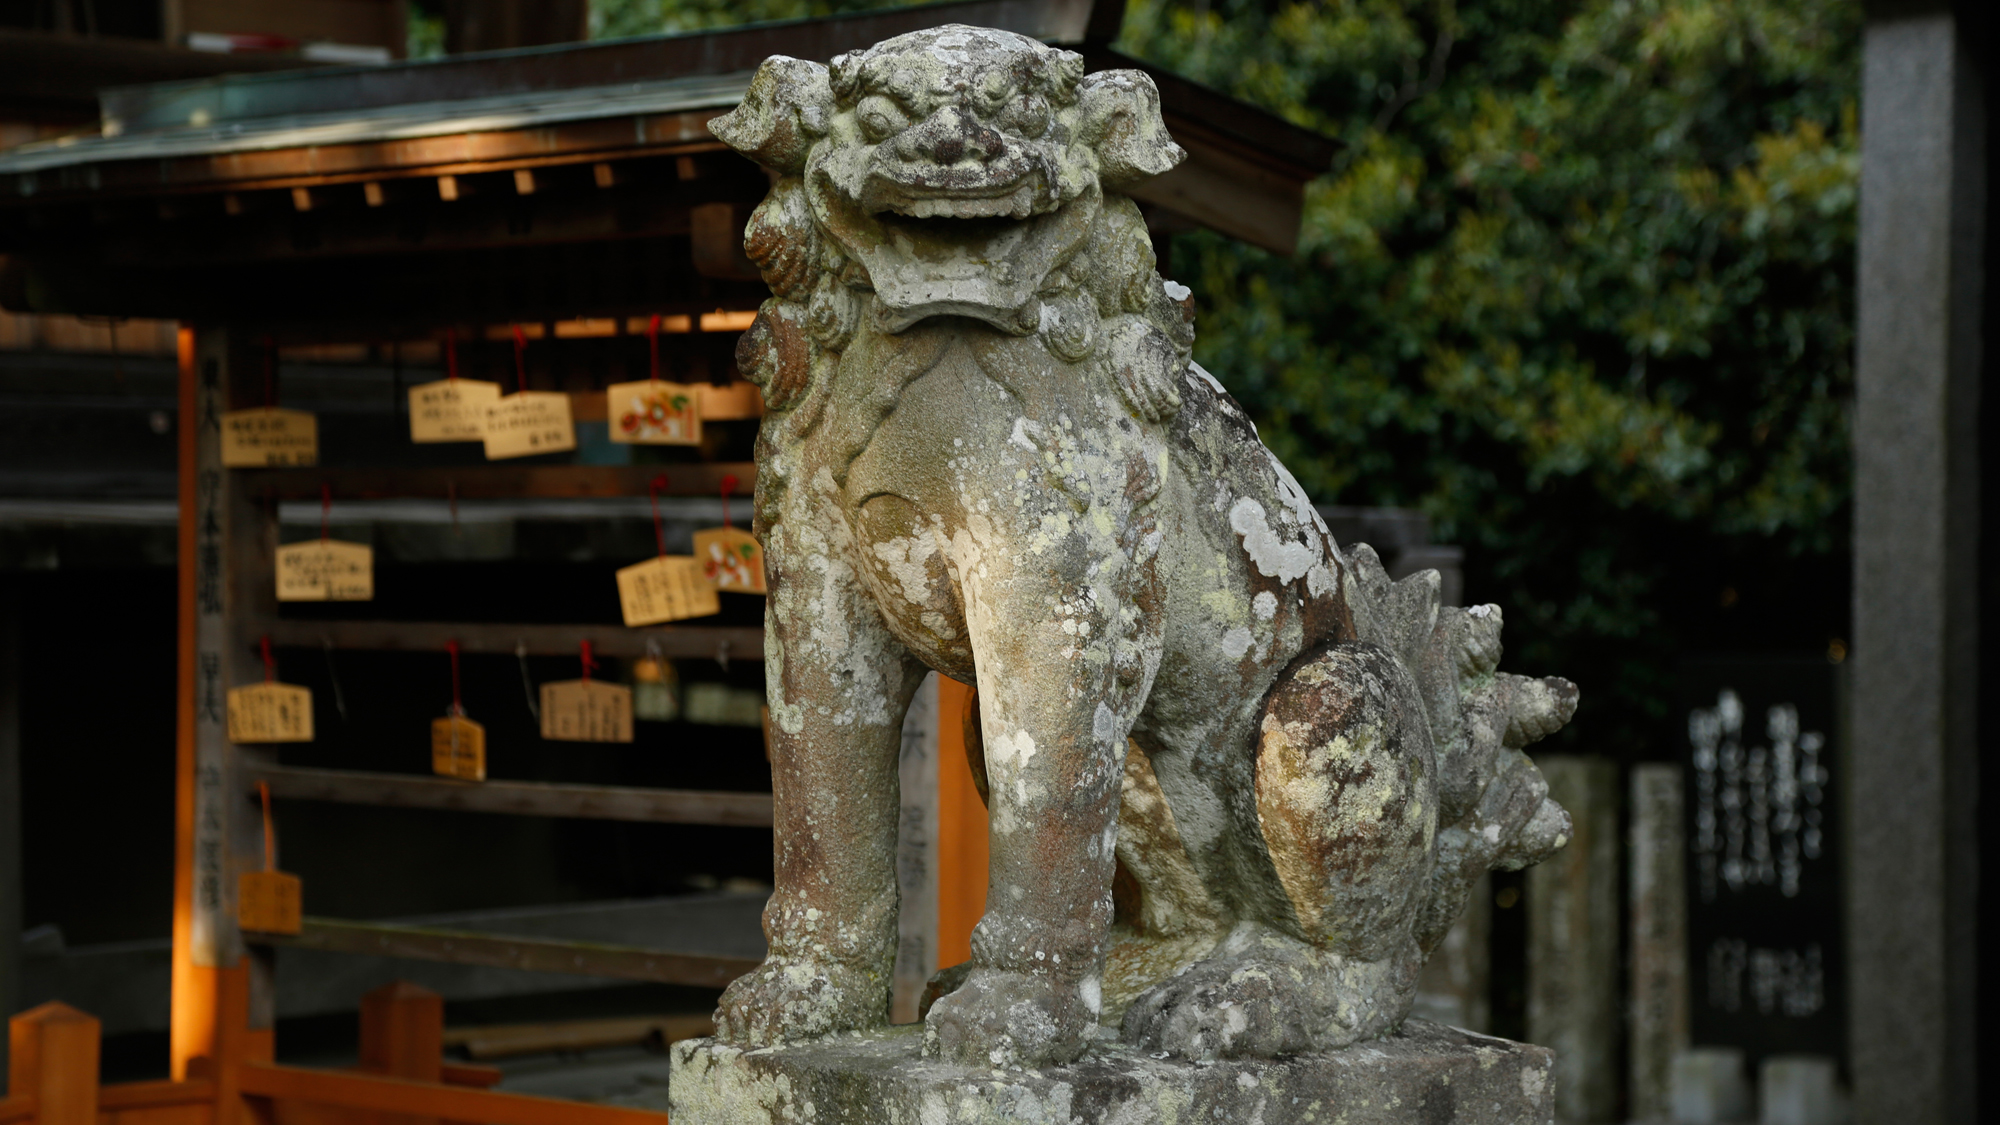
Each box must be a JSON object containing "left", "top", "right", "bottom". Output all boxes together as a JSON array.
[
  {"left": 712, "top": 957, "right": 887, "bottom": 1047},
  {"left": 921, "top": 968, "right": 1096, "bottom": 1069},
  {"left": 1121, "top": 934, "right": 1416, "bottom": 1061},
  {"left": 1120, "top": 958, "right": 1319, "bottom": 1060}
]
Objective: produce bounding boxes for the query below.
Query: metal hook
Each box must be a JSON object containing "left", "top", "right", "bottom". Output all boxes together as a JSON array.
[
  {"left": 516, "top": 640, "right": 540, "bottom": 721},
  {"left": 321, "top": 635, "right": 348, "bottom": 722}
]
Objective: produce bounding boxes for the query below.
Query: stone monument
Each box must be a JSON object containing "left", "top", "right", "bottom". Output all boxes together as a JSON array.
[{"left": 671, "top": 26, "right": 1578, "bottom": 1123}]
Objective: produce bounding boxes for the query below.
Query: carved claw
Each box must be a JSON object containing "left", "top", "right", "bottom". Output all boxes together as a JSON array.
[
  {"left": 1122, "top": 961, "right": 1318, "bottom": 1060},
  {"left": 922, "top": 968, "right": 1096, "bottom": 1069},
  {"left": 1120, "top": 932, "right": 1415, "bottom": 1061},
  {"left": 1502, "top": 674, "right": 1579, "bottom": 749},
  {"left": 712, "top": 957, "right": 888, "bottom": 1047}
]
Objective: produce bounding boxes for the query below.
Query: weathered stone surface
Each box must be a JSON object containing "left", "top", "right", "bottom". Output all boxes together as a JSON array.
[
  {"left": 706, "top": 23, "right": 1581, "bottom": 1074},
  {"left": 1670, "top": 1047, "right": 1750, "bottom": 1125},
  {"left": 1526, "top": 756, "right": 1617, "bottom": 1123},
  {"left": 1755, "top": 1055, "right": 1843, "bottom": 1125},
  {"left": 670, "top": 1019, "right": 1554, "bottom": 1124},
  {"left": 1628, "top": 763, "right": 1689, "bottom": 1122}
]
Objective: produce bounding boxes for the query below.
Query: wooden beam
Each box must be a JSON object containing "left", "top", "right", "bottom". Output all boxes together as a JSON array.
[
  {"left": 246, "top": 919, "right": 760, "bottom": 989},
  {"left": 237, "top": 1061, "right": 674, "bottom": 1125},
  {"left": 262, "top": 620, "right": 764, "bottom": 663},
  {"left": 240, "top": 463, "right": 756, "bottom": 501},
  {"left": 248, "top": 765, "right": 775, "bottom": 828},
  {"left": 441, "top": 1014, "right": 713, "bottom": 1060},
  {"left": 96, "top": 1080, "right": 215, "bottom": 1110},
  {"left": 0, "top": 116, "right": 730, "bottom": 205}
]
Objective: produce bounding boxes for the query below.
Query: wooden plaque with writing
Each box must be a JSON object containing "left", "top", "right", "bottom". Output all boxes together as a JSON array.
[
  {"left": 615, "top": 555, "right": 721, "bottom": 626},
  {"left": 408, "top": 378, "right": 501, "bottom": 442},
  {"left": 221, "top": 408, "right": 318, "bottom": 467},
  {"left": 227, "top": 682, "right": 314, "bottom": 743},
  {"left": 693, "top": 526, "right": 767, "bottom": 594},
  {"left": 276, "top": 540, "right": 374, "bottom": 601},
  {"left": 605, "top": 380, "right": 703, "bottom": 445},
  {"left": 540, "top": 680, "right": 635, "bottom": 742},
  {"left": 699, "top": 382, "right": 764, "bottom": 420},
  {"left": 430, "top": 714, "right": 487, "bottom": 781},
  {"left": 483, "top": 392, "right": 577, "bottom": 460},
  {"left": 238, "top": 870, "right": 303, "bottom": 934}
]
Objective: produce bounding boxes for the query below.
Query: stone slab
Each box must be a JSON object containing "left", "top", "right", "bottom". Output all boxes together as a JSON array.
[{"left": 669, "top": 1018, "right": 1554, "bottom": 1124}]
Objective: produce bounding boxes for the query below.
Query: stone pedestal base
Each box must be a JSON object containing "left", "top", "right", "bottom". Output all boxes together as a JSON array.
[{"left": 669, "top": 1019, "right": 1553, "bottom": 1124}]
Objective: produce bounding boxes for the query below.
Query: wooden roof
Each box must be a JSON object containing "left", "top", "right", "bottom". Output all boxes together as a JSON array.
[{"left": 0, "top": 0, "right": 1335, "bottom": 332}]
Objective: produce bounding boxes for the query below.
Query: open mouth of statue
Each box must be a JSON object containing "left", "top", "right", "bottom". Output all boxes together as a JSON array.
[
  {"left": 872, "top": 209, "right": 1031, "bottom": 247},
  {"left": 861, "top": 166, "right": 1054, "bottom": 227},
  {"left": 811, "top": 165, "right": 1100, "bottom": 332}
]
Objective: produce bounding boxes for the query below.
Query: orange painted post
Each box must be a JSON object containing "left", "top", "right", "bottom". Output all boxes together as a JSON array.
[
  {"left": 359, "top": 982, "right": 443, "bottom": 1125},
  {"left": 8, "top": 1003, "right": 100, "bottom": 1125},
  {"left": 358, "top": 983, "right": 443, "bottom": 1084},
  {"left": 933, "top": 677, "right": 988, "bottom": 969},
  {"left": 171, "top": 324, "right": 211, "bottom": 1082}
]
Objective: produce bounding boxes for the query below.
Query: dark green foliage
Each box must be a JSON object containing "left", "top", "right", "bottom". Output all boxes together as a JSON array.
[{"left": 1121, "top": 0, "right": 1857, "bottom": 756}]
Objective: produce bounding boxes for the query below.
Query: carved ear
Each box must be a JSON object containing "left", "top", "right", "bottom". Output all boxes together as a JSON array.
[
  {"left": 1077, "top": 70, "right": 1185, "bottom": 186},
  {"left": 710, "top": 55, "right": 833, "bottom": 175}
]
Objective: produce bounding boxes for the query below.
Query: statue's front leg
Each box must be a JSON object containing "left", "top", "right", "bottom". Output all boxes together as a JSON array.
[
  {"left": 713, "top": 525, "right": 925, "bottom": 1046},
  {"left": 922, "top": 549, "right": 1159, "bottom": 1069}
]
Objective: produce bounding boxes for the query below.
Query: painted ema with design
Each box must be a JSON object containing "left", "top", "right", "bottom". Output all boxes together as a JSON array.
[{"left": 678, "top": 25, "right": 1581, "bottom": 1109}]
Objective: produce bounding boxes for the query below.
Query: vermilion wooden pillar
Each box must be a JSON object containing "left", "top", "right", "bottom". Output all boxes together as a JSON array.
[{"left": 933, "top": 677, "right": 987, "bottom": 969}]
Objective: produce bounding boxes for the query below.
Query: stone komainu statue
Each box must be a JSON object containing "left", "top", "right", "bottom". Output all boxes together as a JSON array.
[{"left": 708, "top": 25, "right": 1577, "bottom": 1069}]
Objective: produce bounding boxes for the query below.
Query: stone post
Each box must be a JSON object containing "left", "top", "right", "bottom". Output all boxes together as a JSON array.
[
  {"left": 1528, "top": 755, "right": 1620, "bottom": 1123},
  {"left": 1852, "top": 4, "right": 1983, "bottom": 1122},
  {"left": 1412, "top": 874, "right": 1489, "bottom": 1033},
  {"left": 1629, "top": 764, "right": 1689, "bottom": 1122},
  {"left": 891, "top": 673, "right": 940, "bottom": 1024}
]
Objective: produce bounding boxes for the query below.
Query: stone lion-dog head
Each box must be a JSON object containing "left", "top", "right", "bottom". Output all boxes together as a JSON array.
[{"left": 714, "top": 24, "right": 1194, "bottom": 423}]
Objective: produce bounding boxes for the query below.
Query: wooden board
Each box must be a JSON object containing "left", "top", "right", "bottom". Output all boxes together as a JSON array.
[
  {"left": 693, "top": 526, "right": 766, "bottom": 594},
  {"left": 259, "top": 619, "right": 763, "bottom": 662},
  {"left": 604, "top": 380, "right": 702, "bottom": 445},
  {"left": 238, "top": 463, "right": 755, "bottom": 501},
  {"left": 275, "top": 540, "right": 373, "bottom": 601},
  {"left": 408, "top": 378, "right": 501, "bottom": 442},
  {"left": 236, "top": 1060, "right": 679, "bottom": 1125},
  {"left": 249, "top": 765, "right": 774, "bottom": 827},
  {"left": 539, "top": 680, "right": 634, "bottom": 742},
  {"left": 226, "top": 682, "right": 314, "bottom": 743},
  {"left": 483, "top": 392, "right": 577, "bottom": 460},
  {"left": 246, "top": 918, "right": 761, "bottom": 988},
  {"left": 616, "top": 555, "right": 719, "bottom": 626},
  {"left": 442, "top": 1014, "right": 715, "bottom": 1060},
  {"left": 221, "top": 408, "right": 318, "bottom": 467}
]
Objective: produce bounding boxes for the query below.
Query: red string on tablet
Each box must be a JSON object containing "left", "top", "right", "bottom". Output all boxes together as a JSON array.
[{"left": 720, "top": 473, "right": 739, "bottom": 530}]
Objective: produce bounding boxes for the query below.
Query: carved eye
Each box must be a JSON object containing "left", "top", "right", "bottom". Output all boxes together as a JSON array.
[
  {"left": 1000, "top": 94, "right": 1050, "bottom": 138},
  {"left": 857, "top": 95, "right": 909, "bottom": 142}
]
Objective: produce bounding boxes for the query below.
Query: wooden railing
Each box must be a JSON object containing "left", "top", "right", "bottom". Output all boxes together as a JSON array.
[{"left": 4, "top": 984, "right": 677, "bottom": 1125}]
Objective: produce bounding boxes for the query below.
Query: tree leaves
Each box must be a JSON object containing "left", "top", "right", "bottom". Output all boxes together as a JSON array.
[{"left": 1121, "top": 0, "right": 1857, "bottom": 750}]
